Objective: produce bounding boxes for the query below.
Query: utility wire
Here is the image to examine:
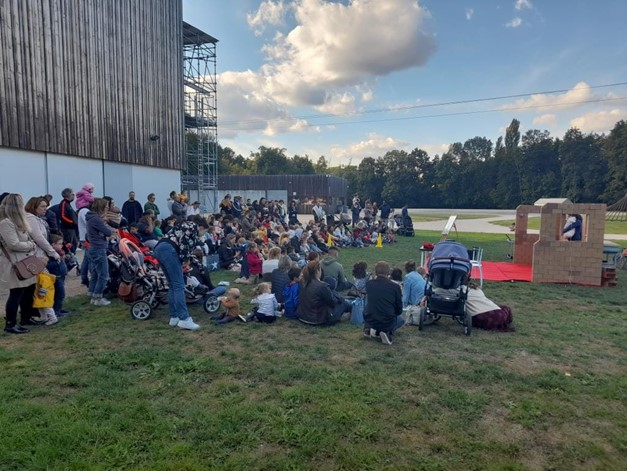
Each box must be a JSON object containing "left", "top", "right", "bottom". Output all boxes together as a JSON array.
[
  {"left": 221, "top": 95, "right": 627, "bottom": 132},
  {"left": 218, "top": 80, "right": 627, "bottom": 127}
]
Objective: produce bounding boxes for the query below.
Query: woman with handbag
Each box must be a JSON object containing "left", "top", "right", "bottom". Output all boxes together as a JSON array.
[{"left": 0, "top": 193, "right": 47, "bottom": 334}]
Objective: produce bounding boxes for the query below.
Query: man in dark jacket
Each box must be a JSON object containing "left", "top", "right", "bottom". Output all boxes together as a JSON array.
[
  {"left": 122, "top": 191, "right": 143, "bottom": 225},
  {"left": 43, "top": 194, "right": 60, "bottom": 235},
  {"left": 50, "top": 188, "right": 78, "bottom": 253},
  {"left": 364, "top": 261, "right": 404, "bottom": 345}
]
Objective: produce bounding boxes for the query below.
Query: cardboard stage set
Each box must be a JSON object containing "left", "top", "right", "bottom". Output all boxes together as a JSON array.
[{"left": 513, "top": 199, "right": 607, "bottom": 286}]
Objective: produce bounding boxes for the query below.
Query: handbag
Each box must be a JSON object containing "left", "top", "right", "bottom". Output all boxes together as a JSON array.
[{"left": 0, "top": 234, "right": 48, "bottom": 280}]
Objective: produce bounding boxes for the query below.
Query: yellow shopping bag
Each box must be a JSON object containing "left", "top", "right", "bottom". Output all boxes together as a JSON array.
[{"left": 33, "top": 271, "right": 56, "bottom": 309}]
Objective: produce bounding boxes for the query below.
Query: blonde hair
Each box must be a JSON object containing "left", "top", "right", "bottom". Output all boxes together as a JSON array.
[
  {"left": 0, "top": 193, "right": 29, "bottom": 232},
  {"left": 254, "top": 282, "right": 271, "bottom": 295},
  {"left": 227, "top": 288, "right": 241, "bottom": 299},
  {"left": 268, "top": 247, "right": 281, "bottom": 259}
]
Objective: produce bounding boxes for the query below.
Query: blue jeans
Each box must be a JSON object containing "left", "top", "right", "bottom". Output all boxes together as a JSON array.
[
  {"left": 53, "top": 276, "right": 66, "bottom": 313},
  {"left": 87, "top": 248, "right": 109, "bottom": 297},
  {"left": 154, "top": 242, "right": 190, "bottom": 321}
]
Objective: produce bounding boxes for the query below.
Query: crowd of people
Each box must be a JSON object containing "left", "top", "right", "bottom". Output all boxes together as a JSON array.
[{"left": 0, "top": 187, "right": 514, "bottom": 341}]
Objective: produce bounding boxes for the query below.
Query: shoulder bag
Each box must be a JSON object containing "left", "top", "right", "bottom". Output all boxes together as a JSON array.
[{"left": 0, "top": 234, "right": 48, "bottom": 280}]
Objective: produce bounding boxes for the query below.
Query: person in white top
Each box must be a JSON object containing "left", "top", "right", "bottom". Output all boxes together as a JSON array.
[
  {"left": 465, "top": 282, "right": 514, "bottom": 331},
  {"left": 186, "top": 201, "right": 201, "bottom": 218},
  {"left": 238, "top": 282, "right": 279, "bottom": 323}
]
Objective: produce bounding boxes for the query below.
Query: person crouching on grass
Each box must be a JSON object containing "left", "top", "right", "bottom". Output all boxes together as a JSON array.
[{"left": 239, "top": 282, "right": 279, "bottom": 323}]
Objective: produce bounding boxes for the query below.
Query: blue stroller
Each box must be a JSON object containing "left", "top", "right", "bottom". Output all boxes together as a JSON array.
[{"left": 418, "top": 240, "right": 472, "bottom": 335}]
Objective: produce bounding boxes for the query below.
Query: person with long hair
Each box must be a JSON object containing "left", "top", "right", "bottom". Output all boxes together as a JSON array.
[
  {"left": 296, "top": 260, "right": 342, "bottom": 325},
  {"left": 85, "top": 198, "right": 114, "bottom": 306},
  {"left": 0, "top": 194, "right": 45, "bottom": 333}
]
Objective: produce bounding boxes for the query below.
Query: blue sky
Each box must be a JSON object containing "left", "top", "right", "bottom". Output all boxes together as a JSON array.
[{"left": 183, "top": 0, "right": 627, "bottom": 165}]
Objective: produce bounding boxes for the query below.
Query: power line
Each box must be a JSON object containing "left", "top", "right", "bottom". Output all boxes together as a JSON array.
[
  {"left": 218, "top": 80, "right": 627, "bottom": 128},
  {"left": 221, "top": 95, "right": 627, "bottom": 132}
]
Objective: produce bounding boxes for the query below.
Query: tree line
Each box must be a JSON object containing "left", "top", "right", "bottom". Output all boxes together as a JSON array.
[{"left": 193, "top": 118, "right": 627, "bottom": 209}]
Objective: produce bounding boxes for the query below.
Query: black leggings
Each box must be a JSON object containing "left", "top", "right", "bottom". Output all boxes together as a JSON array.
[{"left": 5, "top": 283, "right": 37, "bottom": 326}]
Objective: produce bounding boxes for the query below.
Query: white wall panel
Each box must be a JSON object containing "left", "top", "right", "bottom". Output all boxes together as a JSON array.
[
  {"left": 46, "top": 153, "right": 104, "bottom": 203},
  {"left": 0, "top": 148, "right": 47, "bottom": 197}
]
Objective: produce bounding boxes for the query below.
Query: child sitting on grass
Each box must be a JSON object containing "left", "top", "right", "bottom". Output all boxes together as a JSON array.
[
  {"left": 283, "top": 266, "right": 301, "bottom": 320},
  {"left": 211, "top": 288, "right": 241, "bottom": 325},
  {"left": 239, "top": 282, "right": 279, "bottom": 323}
]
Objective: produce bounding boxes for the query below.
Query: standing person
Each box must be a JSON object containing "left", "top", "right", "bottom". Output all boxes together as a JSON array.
[
  {"left": 121, "top": 191, "right": 143, "bottom": 226},
  {"left": 312, "top": 200, "right": 325, "bottom": 224},
  {"left": 288, "top": 200, "right": 299, "bottom": 225},
  {"left": 167, "top": 191, "right": 177, "bottom": 216},
  {"left": 43, "top": 194, "right": 60, "bottom": 235},
  {"left": 86, "top": 198, "right": 114, "bottom": 306},
  {"left": 232, "top": 196, "right": 243, "bottom": 219},
  {"left": 364, "top": 261, "right": 404, "bottom": 345},
  {"left": 154, "top": 219, "right": 209, "bottom": 330},
  {"left": 51, "top": 188, "right": 78, "bottom": 253},
  {"left": 75, "top": 182, "right": 95, "bottom": 210},
  {"left": 171, "top": 193, "right": 186, "bottom": 224},
  {"left": 220, "top": 194, "right": 233, "bottom": 215},
  {"left": 0, "top": 194, "right": 45, "bottom": 333},
  {"left": 351, "top": 200, "right": 361, "bottom": 227},
  {"left": 380, "top": 201, "right": 392, "bottom": 225},
  {"left": 144, "top": 193, "right": 160, "bottom": 219}
]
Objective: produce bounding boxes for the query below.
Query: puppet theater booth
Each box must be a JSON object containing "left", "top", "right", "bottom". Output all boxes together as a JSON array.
[{"left": 512, "top": 199, "right": 611, "bottom": 286}]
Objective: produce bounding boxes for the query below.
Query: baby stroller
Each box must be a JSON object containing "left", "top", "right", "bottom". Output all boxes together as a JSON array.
[
  {"left": 115, "top": 239, "right": 225, "bottom": 320},
  {"left": 394, "top": 214, "right": 415, "bottom": 236},
  {"left": 418, "top": 240, "right": 472, "bottom": 335}
]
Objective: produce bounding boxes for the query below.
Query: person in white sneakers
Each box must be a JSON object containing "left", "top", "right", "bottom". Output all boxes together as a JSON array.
[
  {"left": 85, "top": 198, "right": 114, "bottom": 307},
  {"left": 154, "top": 219, "right": 210, "bottom": 330}
]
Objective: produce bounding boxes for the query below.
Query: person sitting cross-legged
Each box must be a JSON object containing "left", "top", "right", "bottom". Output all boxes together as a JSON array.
[{"left": 364, "top": 261, "right": 404, "bottom": 345}]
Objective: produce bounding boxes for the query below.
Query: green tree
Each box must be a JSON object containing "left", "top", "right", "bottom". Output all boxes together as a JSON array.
[
  {"left": 519, "top": 129, "right": 560, "bottom": 202},
  {"left": 601, "top": 120, "right": 627, "bottom": 203},
  {"left": 560, "top": 128, "right": 607, "bottom": 202},
  {"left": 251, "top": 147, "right": 290, "bottom": 175}
]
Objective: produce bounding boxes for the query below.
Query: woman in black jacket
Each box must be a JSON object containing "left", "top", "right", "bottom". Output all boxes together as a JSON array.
[{"left": 296, "top": 261, "right": 343, "bottom": 325}]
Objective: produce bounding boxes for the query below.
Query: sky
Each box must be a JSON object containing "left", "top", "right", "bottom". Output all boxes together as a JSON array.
[{"left": 182, "top": 0, "right": 627, "bottom": 166}]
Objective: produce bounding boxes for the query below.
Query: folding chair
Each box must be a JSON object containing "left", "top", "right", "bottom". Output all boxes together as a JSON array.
[{"left": 469, "top": 247, "right": 484, "bottom": 288}]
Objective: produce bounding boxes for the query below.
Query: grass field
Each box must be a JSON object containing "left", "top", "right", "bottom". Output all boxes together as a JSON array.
[
  {"left": 2, "top": 232, "right": 626, "bottom": 470},
  {"left": 411, "top": 213, "right": 495, "bottom": 222}
]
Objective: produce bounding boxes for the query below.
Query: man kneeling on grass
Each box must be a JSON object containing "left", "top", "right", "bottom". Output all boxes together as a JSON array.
[{"left": 364, "top": 261, "right": 404, "bottom": 345}]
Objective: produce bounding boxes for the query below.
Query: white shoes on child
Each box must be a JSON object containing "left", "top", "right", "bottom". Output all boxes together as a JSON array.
[{"left": 91, "top": 298, "right": 111, "bottom": 306}]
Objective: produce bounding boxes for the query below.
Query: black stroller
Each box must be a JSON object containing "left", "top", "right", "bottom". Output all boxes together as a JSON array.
[
  {"left": 394, "top": 213, "right": 415, "bottom": 236},
  {"left": 418, "top": 240, "right": 472, "bottom": 335}
]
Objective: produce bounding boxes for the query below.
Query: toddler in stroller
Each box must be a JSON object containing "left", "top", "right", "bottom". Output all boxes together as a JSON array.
[
  {"left": 394, "top": 213, "right": 415, "bottom": 237},
  {"left": 417, "top": 240, "right": 473, "bottom": 335}
]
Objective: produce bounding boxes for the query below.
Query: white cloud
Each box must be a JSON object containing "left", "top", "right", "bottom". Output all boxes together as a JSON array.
[
  {"left": 532, "top": 113, "right": 557, "bottom": 127},
  {"left": 501, "top": 81, "right": 592, "bottom": 111},
  {"left": 570, "top": 109, "right": 627, "bottom": 133},
  {"left": 466, "top": 8, "right": 474, "bottom": 20},
  {"left": 506, "top": 17, "right": 522, "bottom": 28},
  {"left": 515, "top": 0, "right": 533, "bottom": 10},
  {"left": 247, "top": 1, "right": 288, "bottom": 36},
  {"left": 221, "top": 0, "right": 437, "bottom": 138},
  {"left": 329, "top": 133, "right": 410, "bottom": 165},
  {"left": 420, "top": 143, "right": 449, "bottom": 157}
]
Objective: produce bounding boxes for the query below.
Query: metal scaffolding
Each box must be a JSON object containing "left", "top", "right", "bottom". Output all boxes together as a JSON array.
[{"left": 182, "top": 22, "right": 218, "bottom": 209}]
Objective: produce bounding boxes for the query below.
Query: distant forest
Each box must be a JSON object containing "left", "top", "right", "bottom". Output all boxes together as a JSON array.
[{"left": 194, "top": 119, "right": 627, "bottom": 209}]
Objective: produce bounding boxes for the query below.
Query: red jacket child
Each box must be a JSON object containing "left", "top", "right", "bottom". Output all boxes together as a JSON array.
[{"left": 246, "top": 243, "right": 263, "bottom": 276}]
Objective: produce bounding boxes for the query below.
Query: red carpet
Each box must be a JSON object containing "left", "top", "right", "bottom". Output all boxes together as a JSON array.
[{"left": 472, "top": 261, "right": 532, "bottom": 283}]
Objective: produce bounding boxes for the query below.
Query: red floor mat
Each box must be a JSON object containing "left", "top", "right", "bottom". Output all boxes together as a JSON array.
[{"left": 472, "top": 261, "right": 532, "bottom": 282}]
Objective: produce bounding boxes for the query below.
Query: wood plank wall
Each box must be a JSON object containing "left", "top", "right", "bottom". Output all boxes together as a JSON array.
[{"left": 0, "top": 0, "right": 184, "bottom": 169}]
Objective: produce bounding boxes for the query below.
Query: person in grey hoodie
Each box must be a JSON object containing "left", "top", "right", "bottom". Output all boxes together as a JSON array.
[
  {"left": 86, "top": 198, "right": 114, "bottom": 306},
  {"left": 320, "top": 246, "right": 352, "bottom": 291}
]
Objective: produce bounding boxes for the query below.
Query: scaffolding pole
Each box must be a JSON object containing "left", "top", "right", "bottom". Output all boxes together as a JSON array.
[{"left": 182, "top": 22, "right": 218, "bottom": 212}]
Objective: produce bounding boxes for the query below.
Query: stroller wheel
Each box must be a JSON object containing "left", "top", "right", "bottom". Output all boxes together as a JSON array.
[
  {"left": 418, "top": 307, "right": 426, "bottom": 331},
  {"left": 131, "top": 300, "right": 152, "bottom": 320},
  {"left": 464, "top": 309, "right": 472, "bottom": 336},
  {"left": 203, "top": 295, "right": 221, "bottom": 314}
]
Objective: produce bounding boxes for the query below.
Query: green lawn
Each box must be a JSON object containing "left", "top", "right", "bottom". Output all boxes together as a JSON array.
[
  {"left": 492, "top": 218, "right": 627, "bottom": 235},
  {"left": 2, "top": 233, "right": 626, "bottom": 470},
  {"left": 411, "top": 213, "right": 496, "bottom": 222}
]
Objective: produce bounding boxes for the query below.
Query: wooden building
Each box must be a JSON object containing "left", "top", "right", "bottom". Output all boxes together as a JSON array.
[{"left": 0, "top": 0, "right": 184, "bottom": 208}]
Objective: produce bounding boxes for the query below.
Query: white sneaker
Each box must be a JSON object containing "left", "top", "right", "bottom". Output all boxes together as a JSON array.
[
  {"left": 168, "top": 317, "right": 180, "bottom": 327},
  {"left": 45, "top": 313, "right": 58, "bottom": 325},
  {"left": 177, "top": 317, "right": 200, "bottom": 330},
  {"left": 92, "top": 298, "right": 111, "bottom": 306}
]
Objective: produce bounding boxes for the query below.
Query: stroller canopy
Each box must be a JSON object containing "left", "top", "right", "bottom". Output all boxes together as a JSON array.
[{"left": 431, "top": 240, "right": 469, "bottom": 261}]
